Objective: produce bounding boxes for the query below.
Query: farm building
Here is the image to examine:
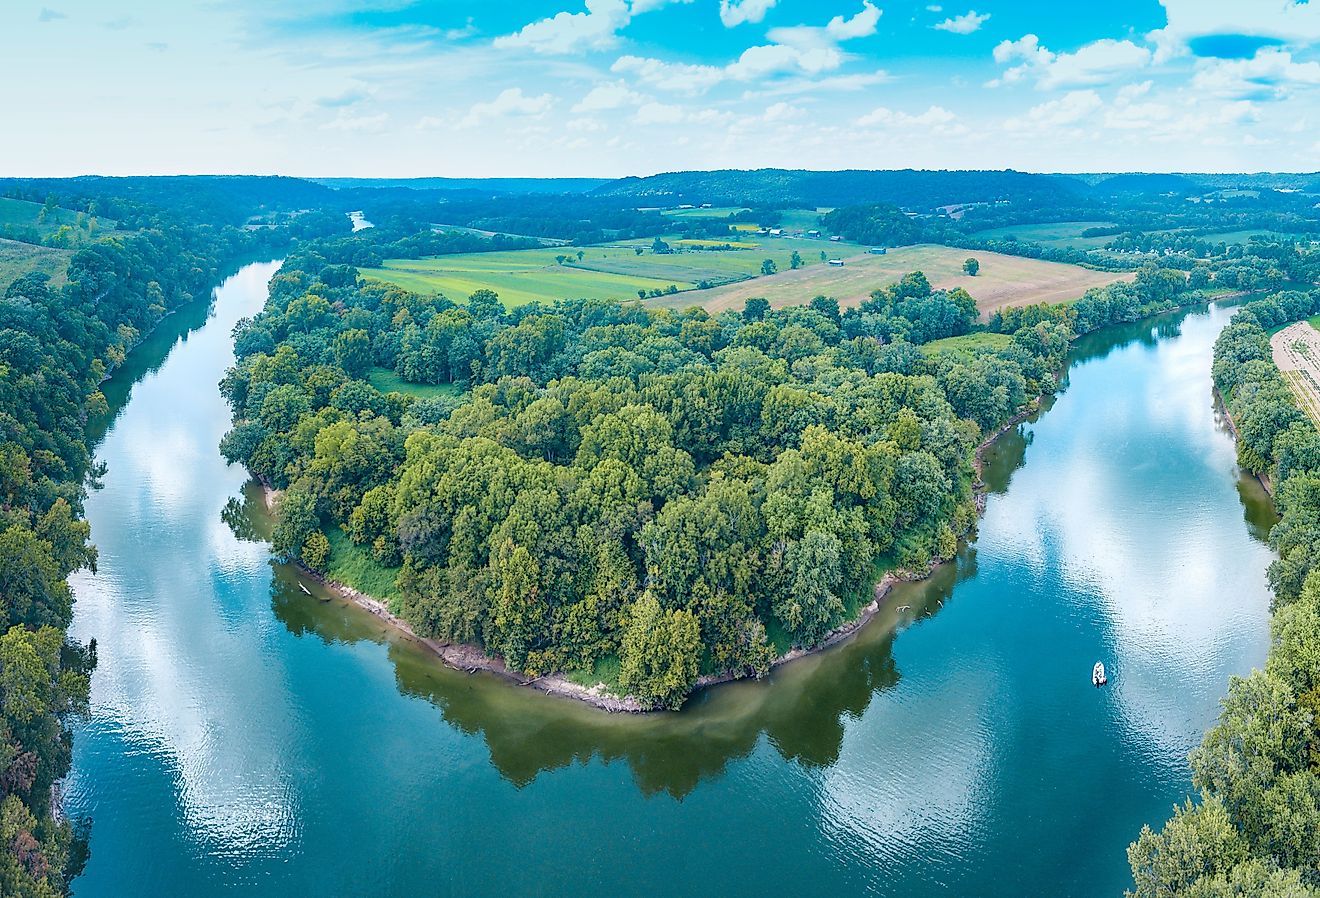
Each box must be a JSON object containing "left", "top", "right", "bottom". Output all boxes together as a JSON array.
[
  {"left": 828, "top": 259, "right": 845, "bottom": 267},
  {"left": 829, "top": 235, "right": 843, "bottom": 242},
  {"left": 869, "top": 247, "right": 888, "bottom": 255},
  {"left": 807, "top": 229, "right": 821, "bottom": 237},
  {"left": 768, "top": 228, "right": 783, "bottom": 236}
]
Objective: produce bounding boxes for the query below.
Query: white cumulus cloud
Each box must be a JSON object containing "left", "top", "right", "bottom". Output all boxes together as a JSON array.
[
  {"left": 617, "top": 1, "right": 879, "bottom": 94},
  {"left": 572, "top": 80, "right": 647, "bottom": 111},
  {"left": 992, "top": 34, "right": 1151, "bottom": 89},
  {"left": 719, "top": 0, "right": 778, "bottom": 28},
  {"left": 1005, "top": 89, "right": 1104, "bottom": 130},
  {"left": 856, "top": 104, "right": 957, "bottom": 127},
  {"left": 457, "top": 87, "right": 555, "bottom": 128},
  {"left": 494, "top": 0, "right": 688, "bottom": 54},
  {"left": 1152, "top": 0, "right": 1320, "bottom": 58},
  {"left": 494, "top": 0, "right": 630, "bottom": 54},
  {"left": 613, "top": 55, "right": 725, "bottom": 92},
  {"left": 933, "top": 10, "right": 989, "bottom": 35},
  {"left": 1191, "top": 47, "right": 1320, "bottom": 99}
]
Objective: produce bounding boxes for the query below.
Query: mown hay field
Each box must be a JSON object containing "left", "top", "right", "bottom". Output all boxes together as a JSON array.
[{"left": 655, "top": 244, "right": 1134, "bottom": 316}]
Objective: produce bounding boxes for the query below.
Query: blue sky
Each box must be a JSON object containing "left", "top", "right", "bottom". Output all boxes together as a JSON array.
[{"left": 5, "top": 1, "right": 1320, "bottom": 176}]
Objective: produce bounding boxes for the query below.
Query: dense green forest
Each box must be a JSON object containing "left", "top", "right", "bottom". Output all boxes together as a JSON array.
[
  {"left": 1127, "top": 290, "right": 1320, "bottom": 897},
  {"left": 220, "top": 232, "right": 1097, "bottom": 708},
  {"left": 3, "top": 169, "right": 1317, "bottom": 890},
  {"left": 0, "top": 183, "right": 345, "bottom": 896}
]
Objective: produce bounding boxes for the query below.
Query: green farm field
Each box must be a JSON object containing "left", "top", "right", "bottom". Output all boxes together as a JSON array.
[
  {"left": 358, "top": 236, "right": 850, "bottom": 307},
  {"left": 0, "top": 237, "right": 73, "bottom": 292},
  {"left": 659, "top": 206, "right": 750, "bottom": 219},
  {"left": 971, "top": 220, "right": 1118, "bottom": 250},
  {"left": 660, "top": 206, "right": 831, "bottom": 234},
  {"left": 659, "top": 244, "right": 1134, "bottom": 316}
]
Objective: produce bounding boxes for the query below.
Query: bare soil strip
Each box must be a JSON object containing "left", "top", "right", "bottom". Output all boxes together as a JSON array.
[{"left": 1271, "top": 321, "right": 1320, "bottom": 428}]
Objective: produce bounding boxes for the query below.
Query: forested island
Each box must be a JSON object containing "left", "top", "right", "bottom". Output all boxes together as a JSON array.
[{"left": 217, "top": 210, "right": 1223, "bottom": 709}]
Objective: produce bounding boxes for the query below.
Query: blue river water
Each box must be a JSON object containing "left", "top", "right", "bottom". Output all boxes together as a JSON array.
[{"left": 65, "top": 265, "right": 1274, "bottom": 896}]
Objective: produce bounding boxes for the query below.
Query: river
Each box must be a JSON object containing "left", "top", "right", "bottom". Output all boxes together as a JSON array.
[{"left": 64, "top": 263, "right": 1275, "bottom": 897}]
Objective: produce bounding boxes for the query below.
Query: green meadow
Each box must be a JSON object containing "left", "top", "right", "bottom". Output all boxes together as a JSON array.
[
  {"left": 659, "top": 206, "right": 750, "bottom": 219},
  {"left": 0, "top": 237, "right": 73, "bottom": 292},
  {"left": 922, "top": 332, "right": 1015, "bottom": 353},
  {"left": 0, "top": 196, "right": 119, "bottom": 243},
  {"left": 366, "top": 367, "right": 463, "bottom": 399},
  {"left": 971, "top": 220, "right": 1119, "bottom": 250},
  {"left": 358, "top": 235, "right": 850, "bottom": 307}
]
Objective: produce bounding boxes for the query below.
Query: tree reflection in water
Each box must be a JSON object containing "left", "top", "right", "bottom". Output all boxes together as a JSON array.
[{"left": 229, "top": 470, "right": 999, "bottom": 799}]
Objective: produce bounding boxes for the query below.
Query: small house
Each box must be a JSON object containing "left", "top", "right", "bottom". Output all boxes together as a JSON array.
[{"left": 828, "top": 259, "right": 844, "bottom": 267}]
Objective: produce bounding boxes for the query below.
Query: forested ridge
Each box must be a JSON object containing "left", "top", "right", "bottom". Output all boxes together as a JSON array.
[
  {"left": 220, "top": 237, "right": 1087, "bottom": 708},
  {"left": 0, "top": 190, "right": 342, "bottom": 896},
  {"left": 1127, "top": 289, "right": 1320, "bottom": 897}
]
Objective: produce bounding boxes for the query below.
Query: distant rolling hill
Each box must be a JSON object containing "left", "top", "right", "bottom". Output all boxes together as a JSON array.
[
  {"left": 313, "top": 177, "right": 611, "bottom": 194},
  {"left": 588, "top": 168, "right": 1089, "bottom": 210}
]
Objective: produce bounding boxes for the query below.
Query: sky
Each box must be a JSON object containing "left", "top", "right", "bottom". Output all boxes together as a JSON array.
[{"left": 5, "top": 0, "right": 1320, "bottom": 177}]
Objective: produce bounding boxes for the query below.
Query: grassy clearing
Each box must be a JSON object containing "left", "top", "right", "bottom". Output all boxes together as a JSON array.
[
  {"left": 1193, "top": 229, "right": 1295, "bottom": 246},
  {"left": 324, "top": 528, "right": 403, "bottom": 604},
  {"left": 971, "top": 220, "right": 1118, "bottom": 251},
  {"left": 366, "top": 367, "right": 462, "bottom": 399},
  {"left": 924, "top": 332, "right": 1014, "bottom": 353},
  {"left": 775, "top": 208, "right": 832, "bottom": 232},
  {"left": 0, "top": 196, "right": 119, "bottom": 244},
  {"left": 0, "top": 238, "right": 73, "bottom": 292},
  {"left": 659, "top": 206, "right": 750, "bottom": 219},
  {"left": 659, "top": 206, "right": 830, "bottom": 233},
  {"left": 658, "top": 243, "right": 1133, "bottom": 316},
  {"left": 565, "top": 654, "right": 622, "bottom": 689},
  {"left": 358, "top": 235, "right": 853, "bottom": 308}
]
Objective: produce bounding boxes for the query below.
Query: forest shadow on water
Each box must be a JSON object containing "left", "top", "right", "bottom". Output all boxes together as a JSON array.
[{"left": 226, "top": 430, "right": 1015, "bottom": 799}]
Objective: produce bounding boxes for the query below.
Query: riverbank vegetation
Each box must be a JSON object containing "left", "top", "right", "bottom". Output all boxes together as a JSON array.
[
  {"left": 220, "top": 238, "right": 1096, "bottom": 709},
  {"left": 1127, "top": 288, "right": 1320, "bottom": 897},
  {"left": 0, "top": 180, "right": 347, "bottom": 896}
]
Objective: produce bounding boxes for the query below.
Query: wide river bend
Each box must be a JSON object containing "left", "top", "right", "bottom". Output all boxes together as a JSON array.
[{"left": 65, "top": 263, "right": 1275, "bottom": 896}]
